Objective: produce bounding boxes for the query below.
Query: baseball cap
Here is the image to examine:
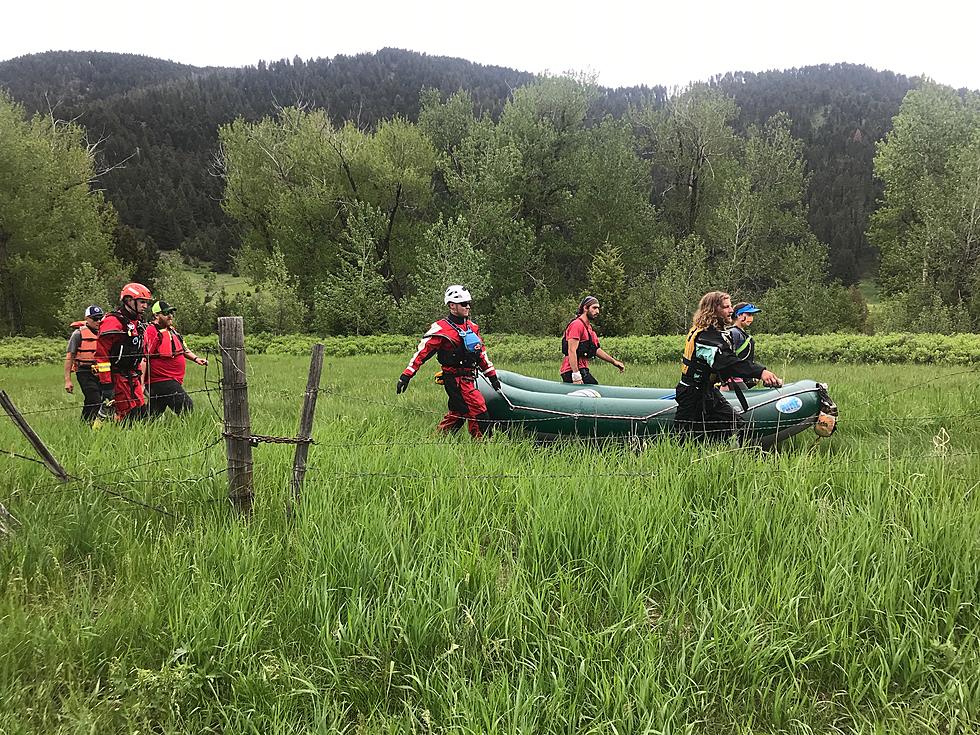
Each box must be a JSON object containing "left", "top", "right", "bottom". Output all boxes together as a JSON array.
[
  {"left": 151, "top": 300, "right": 177, "bottom": 315},
  {"left": 734, "top": 303, "right": 762, "bottom": 317},
  {"left": 84, "top": 305, "right": 104, "bottom": 319}
]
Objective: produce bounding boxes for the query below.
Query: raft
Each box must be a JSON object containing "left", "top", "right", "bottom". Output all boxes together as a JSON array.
[{"left": 477, "top": 370, "right": 838, "bottom": 447}]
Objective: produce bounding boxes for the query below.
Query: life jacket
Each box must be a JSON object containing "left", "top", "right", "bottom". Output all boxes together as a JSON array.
[
  {"left": 437, "top": 319, "right": 483, "bottom": 371},
  {"left": 105, "top": 310, "right": 146, "bottom": 374},
  {"left": 149, "top": 325, "right": 185, "bottom": 358},
  {"left": 561, "top": 316, "right": 599, "bottom": 359},
  {"left": 730, "top": 325, "right": 755, "bottom": 362},
  {"left": 69, "top": 321, "right": 98, "bottom": 368},
  {"left": 680, "top": 327, "right": 724, "bottom": 389}
]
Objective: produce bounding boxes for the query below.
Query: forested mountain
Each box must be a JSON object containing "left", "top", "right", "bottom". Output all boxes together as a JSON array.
[
  {"left": 0, "top": 49, "right": 914, "bottom": 281},
  {"left": 712, "top": 66, "right": 915, "bottom": 280}
]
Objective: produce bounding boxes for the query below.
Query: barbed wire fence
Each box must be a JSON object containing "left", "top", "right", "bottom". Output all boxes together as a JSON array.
[{"left": 2, "top": 318, "right": 979, "bottom": 532}]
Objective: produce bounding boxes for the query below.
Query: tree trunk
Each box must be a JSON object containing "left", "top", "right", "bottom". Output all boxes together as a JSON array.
[{"left": 380, "top": 183, "right": 403, "bottom": 300}]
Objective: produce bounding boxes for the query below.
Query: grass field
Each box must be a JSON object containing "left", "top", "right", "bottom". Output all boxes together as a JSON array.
[{"left": 1, "top": 355, "right": 979, "bottom": 733}]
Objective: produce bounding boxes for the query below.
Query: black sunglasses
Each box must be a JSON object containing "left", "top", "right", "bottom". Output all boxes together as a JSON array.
[
  {"left": 90, "top": 315, "right": 103, "bottom": 321},
  {"left": 456, "top": 301, "right": 472, "bottom": 307}
]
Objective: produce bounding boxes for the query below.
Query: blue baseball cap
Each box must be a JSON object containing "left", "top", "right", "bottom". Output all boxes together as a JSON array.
[
  {"left": 84, "top": 305, "right": 104, "bottom": 319},
  {"left": 734, "top": 303, "right": 761, "bottom": 317}
]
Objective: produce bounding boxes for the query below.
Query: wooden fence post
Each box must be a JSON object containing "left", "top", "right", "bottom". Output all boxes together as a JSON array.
[
  {"left": 0, "top": 390, "right": 70, "bottom": 483},
  {"left": 0, "top": 502, "right": 19, "bottom": 538},
  {"left": 218, "top": 317, "right": 253, "bottom": 516},
  {"left": 289, "top": 343, "right": 324, "bottom": 512}
]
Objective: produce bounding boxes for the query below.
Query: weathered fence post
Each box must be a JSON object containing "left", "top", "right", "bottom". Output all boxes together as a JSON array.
[
  {"left": 0, "top": 390, "right": 70, "bottom": 483},
  {"left": 289, "top": 343, "right": 324, "bottom": 512},
  {"left": 218, "top": 317, "right": 253, "bottom": 516},
  {"left": 0, "top": 502, "right": 19, "bottom": 538}
]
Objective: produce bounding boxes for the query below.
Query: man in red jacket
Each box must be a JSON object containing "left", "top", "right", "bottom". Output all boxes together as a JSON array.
[
  {"left": 144, "top": 300, "right": 208, "bottom": 416},
  {"left": 396, "top": 285, "right": 502, "bottom": 439},
  {"left": 94, "top": 282, "right": 153, "bottom": 423}
]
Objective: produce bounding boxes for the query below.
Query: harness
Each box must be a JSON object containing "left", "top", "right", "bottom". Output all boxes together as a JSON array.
[
  {"left": 106, "top": 310, "right": 145, "bottom": 374},
  {"left": 561, "top": 316, "right": 598, "bottom": 359}
]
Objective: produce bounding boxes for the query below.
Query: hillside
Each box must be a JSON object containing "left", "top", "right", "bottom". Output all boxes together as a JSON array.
[{"left": 0, "top": 49, "right": 915, "bottom": 281}]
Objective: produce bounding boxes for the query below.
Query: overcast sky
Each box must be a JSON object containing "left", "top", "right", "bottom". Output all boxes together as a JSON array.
[{"left": 3, "top": 0, "right": 979, "bottom": 90}]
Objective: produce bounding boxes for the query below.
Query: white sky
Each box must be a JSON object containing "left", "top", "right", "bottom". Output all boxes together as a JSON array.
[{"left": 3, "top": 0, "right": 979, "bottom": 91}]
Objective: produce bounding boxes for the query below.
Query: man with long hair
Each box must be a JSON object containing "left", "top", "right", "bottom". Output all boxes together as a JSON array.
[{"left": 676, "top": 291, "right": 782, "bottom": 442}]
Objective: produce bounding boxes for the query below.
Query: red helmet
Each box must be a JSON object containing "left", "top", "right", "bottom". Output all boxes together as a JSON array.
[{"left": 119, "top": 282, "right": 152, "bottom": 301}]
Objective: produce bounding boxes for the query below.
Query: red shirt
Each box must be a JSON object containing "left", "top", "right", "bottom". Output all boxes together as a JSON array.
[
  {"left": 144, "top": 324, "right": 187, "bottom": 384},
  {"left": 560, "top": 317, "right": 599, "bottom": 373}
]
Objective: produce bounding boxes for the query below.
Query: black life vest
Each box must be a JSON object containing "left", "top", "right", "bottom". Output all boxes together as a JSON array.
[
  {"left": 680, "top": 327, "right": 724, "bottom": 388},
  {"left": 436, "top": 319, "right": 482, "bottom": 370},
  {"left": 561, "top": 316, "right": 598, "bottom": 359},
  {"left": 107, "top": 310, "right": 146, "bottom": 374}
]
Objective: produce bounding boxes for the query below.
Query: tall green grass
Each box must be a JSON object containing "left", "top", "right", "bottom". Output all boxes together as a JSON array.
[{"left": 0, "top": 357, "right": 978, "bottom": 733}]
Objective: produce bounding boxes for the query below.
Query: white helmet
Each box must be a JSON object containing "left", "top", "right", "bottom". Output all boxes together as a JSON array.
[{"left": 444, "top": 284, "right": 472, "bottom": 305}]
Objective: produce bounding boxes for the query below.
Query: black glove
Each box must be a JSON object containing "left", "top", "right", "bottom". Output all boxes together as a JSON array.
[
  {"left": 97, "top": 383, "right": 115, "bottom": 420},
  {"left": 99, "top": 383, "right": 115, "bottom": 404},
  {"left": 488, "top": 374, "right": 502, "bottom": 392},
  {"left": 396, "top": 374, "right": 411, "bottom": 394}
]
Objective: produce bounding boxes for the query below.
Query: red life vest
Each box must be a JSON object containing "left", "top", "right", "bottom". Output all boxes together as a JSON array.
[
  {"left": 149, "top": 325, "right": 185, "bottom": 358},
  {"left": 69, "top": 321, "right": 98, "bottom": 369}
]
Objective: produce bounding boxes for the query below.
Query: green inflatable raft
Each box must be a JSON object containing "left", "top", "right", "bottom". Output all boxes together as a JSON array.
[{"left": 477, "top": 370, "right": 838, "bottom": 447}]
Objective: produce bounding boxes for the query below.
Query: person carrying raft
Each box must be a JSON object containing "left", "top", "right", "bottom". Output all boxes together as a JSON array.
[
  {"left": 675, "top": 291, "right": 782, "bottom": 442},
  {"left": 560, "top": 295, "right": 625, "bottom": 385},
  {"left": 396, "top": 285, "right": 502, "bottom": 439}
]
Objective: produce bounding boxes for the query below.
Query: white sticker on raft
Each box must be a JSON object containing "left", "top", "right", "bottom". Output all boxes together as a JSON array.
[
  {"left": 568, "top": 388, "right": 602, "bottom": 398},
  {"left": 775, "top": 396, "right": 803, "bottom": 414}
]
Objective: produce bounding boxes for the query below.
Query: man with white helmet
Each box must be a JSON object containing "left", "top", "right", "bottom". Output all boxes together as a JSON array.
[{"left": 396, "top": 285, "right": 502, "bottom": 439}]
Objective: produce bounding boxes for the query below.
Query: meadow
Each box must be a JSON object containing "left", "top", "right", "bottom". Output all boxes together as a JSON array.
[{"left": 1, "top": 354, "right": 979, "bottom": 733}]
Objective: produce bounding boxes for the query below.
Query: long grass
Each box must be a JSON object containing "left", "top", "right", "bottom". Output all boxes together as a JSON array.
[{"left": 1, "top": 356, "right": 978, "bottom": 733}]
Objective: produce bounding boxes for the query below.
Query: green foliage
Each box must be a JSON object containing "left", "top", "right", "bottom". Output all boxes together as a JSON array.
[
  {"left": 249, "top": 248, "right": 305, "bottom": 335},
  {"left": 56, "top": 262, "right": 113, "bottom": 327},
  {"left": 870, "top": 81, "right": 980, "bottom": 328},
  {"left": 314, "top": 204, "right": 395, "bottom": 335},
  {"left": 871, "top": 284, "right": 974, "bottom": 334},
  {"left": 7, "top": 332, "right": 980, "bottom": 368},
  {"left": 219, "top": 107, "right": 437, "bottom": 306},
  {"left": 587, "top": 241, "right": 631, "bottom": 335},
  {"left": 392, "top": 215, "right": 490, "bottom": 333},
  {"left": 638, "top": 235, "right": 715, "bottom": 335},
  {"left": 152, "top": 253, "right": 215, "bottom": 335},
  {"left": 635, "top": 85, "right": 739, "bottom": 239},
  {"left": 0, "top": 91, "right": 118, "bottom": 335},
  {"left": 488, "top": 282, "right": 576, "bottom": 335}
]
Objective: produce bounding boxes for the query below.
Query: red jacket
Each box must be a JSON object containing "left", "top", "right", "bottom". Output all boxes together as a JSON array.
[
  {"left": 402, "top": 318, "right": 497, "bottom": 378},
  {"left": 95, "top": 310, "right": 145, "bottom": 383}
]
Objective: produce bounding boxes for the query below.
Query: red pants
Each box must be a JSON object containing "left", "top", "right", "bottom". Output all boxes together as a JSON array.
[
  {"left": 111, "top": 372, "right": 147, "bottom": 421},
  {"left": 438, "top": 373, "right": 491, "bottom": 439}
]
